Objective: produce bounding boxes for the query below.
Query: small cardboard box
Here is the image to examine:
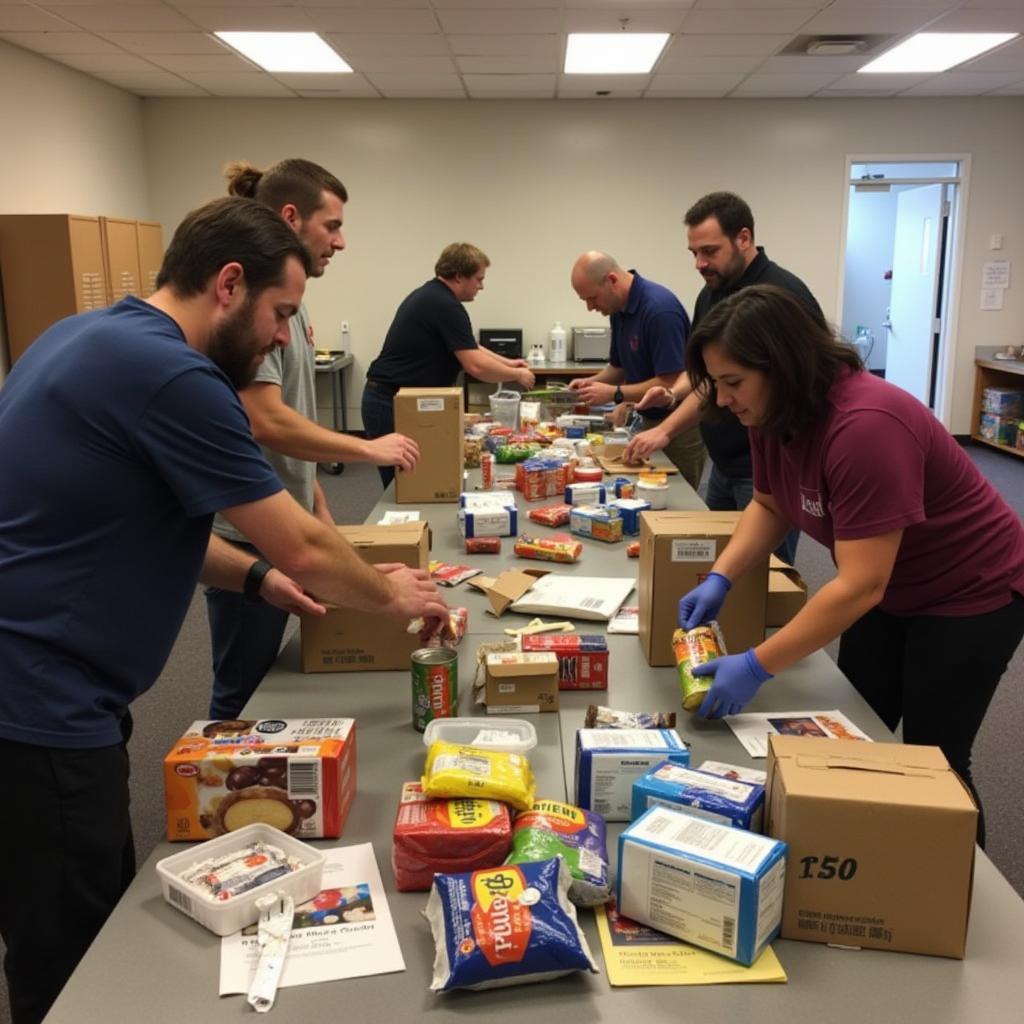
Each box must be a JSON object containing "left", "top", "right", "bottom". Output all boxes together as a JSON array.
[
  {"left": 638, "top": 511, "right": 768, "bottom": 666},
  {"left": 163, "top": 718, "right": 356, "bottom": 841},
  {"left": 394, "top": 387, "right": 464, "bottom": 503},
  {"left": 521, "top": 633, "right": 608, "bottom": 690},
  {"left": 766, "top": 735, "right": 977, "bottom": 958},
  {"left": 300, "top": 521, "right": 429, "bottom": 672},
  {"left": 766, "top": 555, "right": 808, "bottom": 628},
  {"left": 483, "top": 651, "right": 559, "bottom": 713},
  {"left": 631, "top": 761, "right": 765, "bottom": 830}
]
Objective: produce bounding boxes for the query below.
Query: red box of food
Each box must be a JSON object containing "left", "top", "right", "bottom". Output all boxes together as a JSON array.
[
  {"left": 521, "top": 634, "right": 609, "bottom": 690},
  {"left": 391, "top": 782, "right": 512, "bottom": 891}
]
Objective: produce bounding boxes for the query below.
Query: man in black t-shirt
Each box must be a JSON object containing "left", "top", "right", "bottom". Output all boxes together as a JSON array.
[
  {"left": 623, "top": 192, "right": 824, "bottom": 564},
  {"left": 361, "top": 242, "right": 535, "bottom": 486}
]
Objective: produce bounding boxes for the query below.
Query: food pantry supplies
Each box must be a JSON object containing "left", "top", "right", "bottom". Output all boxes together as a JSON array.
[
  {"left": 610, "top": 498, "right": 651, "bottom": 536},
  {"left": 506, "top": 800, "right": 612, "bottom": 907},
  {"left": 574, "top": 728, "right": 689, "bottom": 821},
  {"left": 565, "top": 482, "right": 606, "bottom": 506},
  {"left": 584, "top": 705, "right": 676, "bottom": 730},
  {"left": 391, "top": 782, "right": 513, "bottom": 892},
  {"left": 673, "top": 622, "right": 727, "bottom": 711},
  {"left": 163, "top": 719, "right": 356, "bottom": 841},
  {"left": 527, "top": 503, "right": 573, "bottom": 527},
  {"left": 569, "top": 504, "right": 624, "bottom": 543},
  {"left": 631, "top": 762, "right": 765, "bottom": 831},
  {"left": 459, "top": 503, "right": 518, "bottom": 538},
  {"left": 618, "top": 805, "right": 786, "bottom": 966},
  {"left": 521, "top": 634, "right": 608, "bottom": 690},
  {"left": 513, "top": 533, "right": 583, "bottom": 563},
  {"left": 425, "top": 858, "right": 598, "bottom": 991},
  {"left": 422, "top": 740, "right": 536, "bottom": 811}
]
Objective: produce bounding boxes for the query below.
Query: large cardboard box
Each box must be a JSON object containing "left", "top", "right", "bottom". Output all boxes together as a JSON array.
[
  {"left": 394, "top": 387, "right": 464, "bottom": 503},
  {"left": 300, "top": 522, "right": 429, "bottom": 672},
  {"left": 766, "top": 735, "right": 977, "bottom": 958},
  {"left": 766, "top": 555, "right": 808, "bottom": 628},
  {"left": 638, "top": 511, "right": 768, "bottom": 666}
]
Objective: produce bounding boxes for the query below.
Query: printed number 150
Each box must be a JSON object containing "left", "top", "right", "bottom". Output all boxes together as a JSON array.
[{"left": 798, "top": 855, "right": 858, "bottom": 880}]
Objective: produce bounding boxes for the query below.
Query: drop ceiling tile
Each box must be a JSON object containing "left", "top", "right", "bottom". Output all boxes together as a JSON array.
[
  {"left": 682, "top": 8, "right": 817, "bottom": 34},
  {"left": 365, "top": 71, "right": 465, "bottom": 96},
  {"left": 731, "top": 71, "right": 844, "bottom": 94},
  {"left": 798, "top": 7, "right": 940, "bottom": 34},
  {"left": 99, "top": 32, "right": 233, "bottom": 54},
  {"left": 657, "top": 47, "right": 763, "bottom": 73},
  {"left": 563, "top": 10, "right": 687, "bottom": 32},
  {"left": 0, "top": 30, "right": 122, "bottom": 52},
  {"left": 926, "top": 9, "right": 1024, "bottom": 32},
  {"left": 147, "top": 53, "right": 256, "bottom": 72},
  {"left": 826, "top": 71, "right": 933, "bottom": 90},
  {"left": 51, "top": 50, "right": 160, "bottom": 71},
  {"left": 43, "top": 6, "right": 196, "bottom": 31},
  {"left": 293, "top": 89, "right": 383, "bottom": 98},
  {"left": 347, "top": 54, "right": 455, "bottom": 73},
  {"left": 325, "top": 32, "right": 448, "bottom": 55},
  {"left": 272, "top": 70, "right": 377, "bottom": 92},
  {"left": 900, "top": 70, "right": 1024, "bottom": 94},
  {"left": 456, "top": 54, "right": 554, "bottom": 73},
  {"left": 963, "top": 37, "right": 1024, "bottom": 72},
  {"left": 557, "top": 72, "right": 652, "bottom": 90},
  {"left": 95, "top": 70, "right": 208, "bottom": 95},
  {"left": 304, "top": 8, "right": 438, "bottom": 33},
  {"left": 436, "top": 9, "right": 561, "bottom": 34},
  {"left": 462, "top": 72, "right": 555, "bottom": 92},
  {"left": 448, "top": 33, "right": 559, "bottom": 56},
  {"left": 988, "top": 79, "right": 1024, "bottom": 94},
  {"left": 443, "top": 0, "right": 560, "bottom": 7},
  {"left": 669, "top": 33, "right": 792, "bottom": 56},
  {"left": 182, "top": 71, "right": 295, "bottom": 94},
  {"left": 757, "top": 54, "right": 875, "bottom": 74},
  {"left": 690, "top": 0, "right": 825, "bottom": 8},
  {"left": 557, "top": 87, "right": 645, "bottom": 98},
  {"left": 176, "top": 7, "right": 316, "bottom": 31},
  {"left": 647, "top": 71, "right": 746, "bottom": 92},
  {"left": 0, "top": 6, "right": 75, "bottom": 30}
]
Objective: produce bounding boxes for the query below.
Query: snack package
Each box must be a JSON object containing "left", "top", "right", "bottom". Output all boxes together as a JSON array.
[
  {"left": 506, "top": 800, "right": 611, "bottom": 906},
  {"left": 391, "top": 782, "right": 512, "bottom": 892},
  {"left": 626, "top": 541, "right": 640, "bottom": 557},
  {"left": 464, "top": 436, "right": 483, "bottom": 469},
  {"left": 583, "top": 705, "right": 677, "bottom": 730},
  {"left": 409, "top": 607, "right": 469, "bottom": 650},
  {"left": 495, "top": 443, "right": 541, "bottom": 463},
  {"left": 513, "top": 533, "right": 583, "bottom": 563},
  {"left": 422, "top": 740, "right": 536, "bottom": 811},
  {"left": 425, "top": 857, "right": 598, "bottom": 991},
  {"left": 672, "top": 621, "right": 727, "bottom": 711},
  {"left": 527, "top": 503, "right": 572, "bottom": 527},
  {"left": 429, "top": 560, "right": 483, "bottom": 586},
  {"left": 569, "top": 504, "right": 623, "bottom": 543},
  {"left": 465, "top": 537, "right": 501, "bottom": 554},
  {"left": 179, "top": 840, "right": 300, "bottom": 902}
]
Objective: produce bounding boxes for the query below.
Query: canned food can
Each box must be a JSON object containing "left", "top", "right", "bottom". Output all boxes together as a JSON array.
[
  {"left": 481, "top": 452, "right": 495, "bottom": 490},
  {"left": 672, "top": 621, "right": 726, "bottom": 712},
  {"left": 412, "top": 647, "right": 458, "bottom": 732}
]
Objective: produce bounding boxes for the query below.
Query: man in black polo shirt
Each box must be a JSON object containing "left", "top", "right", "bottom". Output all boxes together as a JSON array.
[
  {"left": 623, "top": 192, "right": 823, "bottom": 564},
  {"left": 361, "top": 242, "right": 535, "bottom": 486}
]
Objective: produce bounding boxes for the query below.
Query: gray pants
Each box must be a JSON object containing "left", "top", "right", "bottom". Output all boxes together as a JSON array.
[{"left": 638, "top": 414, "right": 706, "bottom": 492}]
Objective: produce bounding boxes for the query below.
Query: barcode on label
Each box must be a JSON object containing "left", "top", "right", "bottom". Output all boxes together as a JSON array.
[
  {"left": 167, "top": 886, "right": 193, "bottom": 916},
  {"left": 288, "top": 761, "right": 320, "bottom": 796},
  {"left": 580, "top": 597, "right": 603, "bottom": 609},
  {"left": 722, "top": 916, "right": 736, "bottom": 948}
]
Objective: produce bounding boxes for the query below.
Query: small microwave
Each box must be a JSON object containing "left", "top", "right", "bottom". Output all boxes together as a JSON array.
[{"left": 572, "top": 326, "right": 610, "bottom": 363}]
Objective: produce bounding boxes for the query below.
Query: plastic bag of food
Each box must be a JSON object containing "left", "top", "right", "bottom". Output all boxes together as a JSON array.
[
  {"left": 583, "top": 705, "right": 677, "bottom": 730},
  {"left": 422, "top": 741, "right": 536, "bottom": 812}
]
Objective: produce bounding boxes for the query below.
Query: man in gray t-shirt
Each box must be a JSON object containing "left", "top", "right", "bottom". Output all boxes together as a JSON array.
[{"left": 206, "top": 159, "right": 421, "bottom": 717}]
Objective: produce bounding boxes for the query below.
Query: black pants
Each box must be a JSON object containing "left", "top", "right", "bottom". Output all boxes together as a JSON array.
[
  {"left": 0, "top": 716, "right": 136, "bottom": 1024},
  {"left": 838, "top": 594, "right": 1024, "bottom": 848},
  {"left": 360, "top": 383, "right": 397, "bottom": 488}
]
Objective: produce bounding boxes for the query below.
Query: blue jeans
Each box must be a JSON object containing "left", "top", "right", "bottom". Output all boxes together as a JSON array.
[
  {"left": 205, "top": 550, "right": 290, "bottom": 719},
  {"left": 705, "top": 464, "right": 800, "bottom": 566},
  {"left": 361, "top": 385, "right": 396, "bottom": 489}
]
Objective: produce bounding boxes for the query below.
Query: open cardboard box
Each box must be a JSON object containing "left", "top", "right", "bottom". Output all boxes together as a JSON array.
[
  {"left": 766, "top": 554, "right": 808, "bottom": 628},
  {"left": 466, "top": 568, "right": 549, "bottom": 616}
]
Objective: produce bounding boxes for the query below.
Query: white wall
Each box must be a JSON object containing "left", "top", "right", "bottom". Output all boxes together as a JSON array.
[
  {"left": 0, "top": 39, "right": 150, "bottom": 380},
  {"left": 143, "top": 95, "right": 1024, "bottom": 434}
]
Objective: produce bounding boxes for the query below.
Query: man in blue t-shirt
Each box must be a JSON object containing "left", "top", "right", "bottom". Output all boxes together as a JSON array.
[
  {"left": 0, "top": 197, "right": 448, "bottom": 1024},
  {"left": 567, "top": 251, "right": 705, "bottom": 489}
]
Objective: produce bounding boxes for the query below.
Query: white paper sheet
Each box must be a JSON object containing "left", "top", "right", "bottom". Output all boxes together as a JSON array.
[
  {"left": 510, "top": 575, "right": 636, "bottom": 621},
  {"left": 725, "top": 709, "right": 872, "bottom": 758},
  {"left": 219, "top": 842, "right": 404, "bottom": 996}
]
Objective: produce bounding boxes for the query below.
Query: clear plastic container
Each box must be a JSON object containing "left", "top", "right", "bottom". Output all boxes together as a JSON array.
[
  {"left": 155, "top": 822, "right": 325, "bottom": 936},
  {"left": 489, "top": 389, "right": 521, "bottom": 429},
  {"left": 423, "top": 717, "right": 538, "bottom": 755}
]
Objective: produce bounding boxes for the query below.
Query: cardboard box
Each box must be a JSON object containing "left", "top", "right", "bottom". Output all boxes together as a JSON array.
[
  {"left": 483, "top": 651, "right": 559, "bottom": 713},
  {"left": 638, "top": 511, "right": 768, "bottom": 666},
  {"left": 631, "top": 761, "right": 765, "bottom": 830},
  {"left": 163, "top": 718, "right": 356, "bottom": 840},
  {"left": 394, "top": 387, "right": 464, "bottom": 503},
  {"left": 521, "top": 633, "right": 608, "bottom": 690},
  {"left": 300, "top": 522, "right": 429, "bottom": 672},
  {"left": 766, "top": 554, "right": 808, "bottom": 628},
  {"left": 765, "top": 735, "right": 977, "bottom": 958},
  {"left": 618, "top": 804, "right": 786, "bottom": 966}
]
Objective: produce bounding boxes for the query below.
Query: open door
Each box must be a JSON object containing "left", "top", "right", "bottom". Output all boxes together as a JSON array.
[{"left": 886, "top": 184, "right": 944, "bottom": 405}]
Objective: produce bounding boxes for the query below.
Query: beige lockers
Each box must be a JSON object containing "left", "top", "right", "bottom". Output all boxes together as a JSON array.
[{"left": 0, "top": 214, "right": 163, "bottom": 364}]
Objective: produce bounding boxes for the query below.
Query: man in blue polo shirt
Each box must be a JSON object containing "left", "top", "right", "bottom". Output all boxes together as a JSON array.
[
  {"left": 567, "top": 251, "right": 705, "bottom": 489},
  {"left": 0, "top": 197, "right": 448, "bottom": 1024}
]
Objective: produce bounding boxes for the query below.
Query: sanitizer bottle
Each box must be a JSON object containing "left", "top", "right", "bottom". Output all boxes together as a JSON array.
[{"left": 549, "top": 321, "right": 567, "bottom": 363}]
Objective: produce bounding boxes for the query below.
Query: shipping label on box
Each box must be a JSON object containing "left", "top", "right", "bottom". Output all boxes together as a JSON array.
[
  {"left": 521, "top": 633, "right": 608, "bottom": 690},
  {"left": 394, "top": 387, "right": 464, "bottom": 503},
  {"left": 639, "top": 511, "right": 768, "bottom": 666},
  {"left": 300, "top": 521, "right": 428, "bottom": 672},
  {"left": 163, "top": 718, "right": 356, "bottom": 841},
  {"left": 630, "top": 761, "right": 765, "bottom": 830},
  {"left": 766, "top": 735, "right": 977, "bottom": 958},
  {"left": 618, "top": 804, "right": 786, "bottom": 966},
  {"left": 574, "top": 728, "right": 689, "bottom": 821}
]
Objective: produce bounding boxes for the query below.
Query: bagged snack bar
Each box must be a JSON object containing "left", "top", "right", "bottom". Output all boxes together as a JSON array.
[{"left": 422, "top": 740, "right": 536, "bottom": 812}]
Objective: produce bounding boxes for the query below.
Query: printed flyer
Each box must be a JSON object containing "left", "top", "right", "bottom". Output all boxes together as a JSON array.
[{"left": 726, "top": 709, "right": 872, "bottom": 757}]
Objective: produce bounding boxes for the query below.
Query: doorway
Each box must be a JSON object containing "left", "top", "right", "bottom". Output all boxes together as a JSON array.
[{"left": 839, "top": 159, "right": 965, "bottom": 419}]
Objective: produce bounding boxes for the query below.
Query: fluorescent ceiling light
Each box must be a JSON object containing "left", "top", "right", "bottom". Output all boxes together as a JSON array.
[
  {"left": 859, "top": 32, "right": 1017, "bottom": 74},
  {"left": 565, "top": 33, "right": 669, "bottom": 74},
  {"left": 215, "top": 32, "right": 352, "bottom": 73}
]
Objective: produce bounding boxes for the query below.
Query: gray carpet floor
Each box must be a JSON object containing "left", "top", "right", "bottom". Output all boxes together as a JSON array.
[{"left": 2, "top": 444, "right": 1021, "bottom": 1023}]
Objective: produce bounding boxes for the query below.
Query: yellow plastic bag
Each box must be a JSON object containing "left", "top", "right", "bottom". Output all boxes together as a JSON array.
[{"left": 422, "top": 741, "right": 536, "bottom": 812}]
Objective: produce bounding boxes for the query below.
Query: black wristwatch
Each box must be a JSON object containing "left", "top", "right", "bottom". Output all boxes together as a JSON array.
[
  {"left": 613, "top": 386, "right": 625, "bottom": 404},
  {"left": 244, "top": 558, "right": 273, "bottom": 601}
]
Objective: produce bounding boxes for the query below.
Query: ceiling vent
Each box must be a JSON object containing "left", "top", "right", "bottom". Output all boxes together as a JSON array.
[{"left": 778, "top": 34, "right": 896, "bottom": 58}]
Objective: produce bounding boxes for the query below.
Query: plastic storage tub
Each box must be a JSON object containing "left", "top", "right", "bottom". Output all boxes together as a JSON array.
[
  {"left": 489, "top": 389, "right": 521, "bottom": 429},
  {"left": 423, "top": 717, "right": 538, "bottom": 755},
  {"left": 155, "top": 822, "right": 325, "bottom": 936}
]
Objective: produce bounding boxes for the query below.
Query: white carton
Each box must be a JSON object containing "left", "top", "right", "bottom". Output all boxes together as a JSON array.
[
  {"left": 574, "top": 728, "right": 689, "bottom": 821},
  {"left": 618, "top": 805, "right": 786, "bottom": 966},
  {"left": 155, "top": 823, "right": 325, "bottom": 936}
]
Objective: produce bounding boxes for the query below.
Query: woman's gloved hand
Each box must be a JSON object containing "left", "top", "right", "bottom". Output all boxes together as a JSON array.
[
  {"left": 693, "top": 648, "right": 773, "bottom": 719},
  {"left": 677, "top": 571, "right": 731, "bottom": 630}
]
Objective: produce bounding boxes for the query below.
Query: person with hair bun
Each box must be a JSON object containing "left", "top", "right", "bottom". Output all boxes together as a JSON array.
[{"left": 676, "top": 284, "right": 1024, "bottom": 846}]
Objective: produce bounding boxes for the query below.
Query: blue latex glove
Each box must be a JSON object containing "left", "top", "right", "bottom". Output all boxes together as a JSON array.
[
  {"left": 693, "top": 648, "right": 773, "bottom": 719},
  {"left": 677, "top": 572, "right": 731, "bottom": 630}
]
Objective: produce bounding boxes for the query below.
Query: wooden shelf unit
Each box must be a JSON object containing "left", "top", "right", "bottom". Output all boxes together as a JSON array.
[{"left": 971, "top": 358, "right": 1024, "bottom": 459}]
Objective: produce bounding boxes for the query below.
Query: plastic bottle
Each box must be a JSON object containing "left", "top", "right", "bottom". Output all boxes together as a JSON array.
[{"left": 549, "top": 321, "right": 567, "bottom": 363}]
